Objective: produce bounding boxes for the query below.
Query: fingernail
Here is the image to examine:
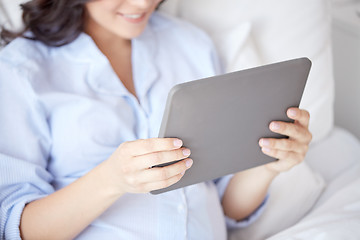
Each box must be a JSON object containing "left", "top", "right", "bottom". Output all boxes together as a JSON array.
[
  {"left": 288, "top": 109, "right": 297, "bottom": 118},
  {"left": 186, "top": 159, "right": 193, "bottom": 168},
  {"left": 262, "top": 147, "right": 271, "bottom": 153},
  {"left": 182, "top": 149, "right": 191, "bottom": 157},
  {"left": 271, "top": 122, "right": 280, "bottom": 130},
  {"left": 174, "top": 139, "right": 183, "bottom": 148},
  {"left": 260, "top": 139, "right": 270, "bottom": 146}
]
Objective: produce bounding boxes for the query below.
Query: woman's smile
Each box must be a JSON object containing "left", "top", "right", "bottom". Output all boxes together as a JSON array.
[{"left": 117, "top": 12, "right": 147, "bottom": 23}]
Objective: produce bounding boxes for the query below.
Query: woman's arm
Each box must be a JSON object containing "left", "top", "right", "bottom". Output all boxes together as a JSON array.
[
  {"left": 20, "top": 138, "right": 192, "bottom": 240},
  {"left": 222, "top": 108, "right": 312, "bottom": 221},
  {"left": 222, "top": 165, "right": 277, "bottom": 220},
  {"left": 20, "top": 162, "right": 120, "bottom": 240}
]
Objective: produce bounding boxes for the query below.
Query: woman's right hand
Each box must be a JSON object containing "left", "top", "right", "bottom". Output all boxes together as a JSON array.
[{"left": 102, "top": 138, "right": 193, "bottom": 195}]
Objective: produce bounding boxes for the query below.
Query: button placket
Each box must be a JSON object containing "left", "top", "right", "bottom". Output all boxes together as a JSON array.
[
  {"left": 124, "top": 94, "right": 150, "bottom": 140},
  {"left": 180, "top": 189, "right": 188, "bottom": 239}
]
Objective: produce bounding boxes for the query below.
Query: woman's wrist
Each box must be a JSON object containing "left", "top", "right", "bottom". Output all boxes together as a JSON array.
[
  {"left": 92, "top": 159, "right": 126, "bottom": 200},
  {"left": 263, "top": 162, "right": 282, "bottom": 177},
  {"left": 222, "top": 165, "right": 276, "bottom": 220}
]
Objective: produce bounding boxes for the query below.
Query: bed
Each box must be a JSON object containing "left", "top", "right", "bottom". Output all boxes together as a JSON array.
[{"left": 1, "top": 0, "right": 360, "bottom": 239}]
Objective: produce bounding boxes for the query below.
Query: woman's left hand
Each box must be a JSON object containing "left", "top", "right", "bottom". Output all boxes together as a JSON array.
[{"left": 258, "top": 107, "right": 312, "bottom": 173}]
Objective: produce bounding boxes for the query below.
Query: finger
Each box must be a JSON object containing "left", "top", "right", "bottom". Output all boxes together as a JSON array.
[
  {"left": 269, "top": 121, "right": 312, "bottom": 143},
  {"left": 133, "top": 148, "right": 191, "bottom": 169},
  {"left": 261, "top": 147, "right": 304, "bottom": 165},
  {"left": 143, "top": 173, "right": 185, "bottom": 192},
  {"left": 259, "top": 138, "right": 308, "bottom": 154},
  {"left": 287, "top": 108, "right": 310, "bottom": 128},
  {"left": 121, "top": 138, "right": 183, "bottom": 156},
  {"left": 139, "top": 158, "right": 193, "bottom": 183}
]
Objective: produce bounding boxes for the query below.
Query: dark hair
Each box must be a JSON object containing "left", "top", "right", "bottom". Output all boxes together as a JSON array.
[
  {"left": 0, "top": 0, "right": 165, "bottom": 47},
  {"left": 1, "top": 0, "right": 89, "bottom": 47}
]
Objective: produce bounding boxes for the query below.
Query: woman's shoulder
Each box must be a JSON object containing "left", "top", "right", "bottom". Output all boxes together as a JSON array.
[
  {"left": 0, "top": 38, "right": 51, "bottom": 98},
  {"left": 0, "top": 34, "right": 93, "bottom": 83},
  {"left": 0, "top": 36, "right": 69, "bottom": 98},
  {"left": 0, "top": 36, "right": 51, "bottom": 68}
]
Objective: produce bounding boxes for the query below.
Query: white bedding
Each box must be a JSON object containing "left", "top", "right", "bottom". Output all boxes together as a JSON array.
[
  {"left": 269, "top": 170, "right": 360, "bottom": 240},
  {"left": 268, "top": 127, "right": 360, "bottom": 239}
]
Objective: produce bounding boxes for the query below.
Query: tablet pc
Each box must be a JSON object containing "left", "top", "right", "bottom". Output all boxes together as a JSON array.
[{"left": 151, "top": 58, "right": 311, "bottom": 194}]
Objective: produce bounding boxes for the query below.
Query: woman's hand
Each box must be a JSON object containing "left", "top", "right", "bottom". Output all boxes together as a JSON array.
[
  {"left": 258, "top": 107, "right": 312, "bottom": 173},
  {"left": 20, "top": 138, "right": 192, "bottom": 240},
  {"left": 102, "top": 138, "right": 193, "bottom": 196}
]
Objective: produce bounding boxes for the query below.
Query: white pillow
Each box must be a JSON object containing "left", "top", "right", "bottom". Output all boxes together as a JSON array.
[
  {"left": 0, "top": 0, "right": 25, "bottom": 31},
  {"left": 267, "top": 168, "right": 360, "bottom": 240}
]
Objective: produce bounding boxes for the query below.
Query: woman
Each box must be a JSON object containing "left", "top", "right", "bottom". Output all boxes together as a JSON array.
[{"left": 0, "top": 0, "right": 312, "bottom": 239}]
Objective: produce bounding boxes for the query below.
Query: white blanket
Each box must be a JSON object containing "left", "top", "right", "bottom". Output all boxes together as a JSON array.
[{"left": 268, "top": 163, "right": 360, "bottom": 240}]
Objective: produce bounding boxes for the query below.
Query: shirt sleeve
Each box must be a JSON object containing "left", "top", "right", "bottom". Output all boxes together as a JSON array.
[
  {"left": 214, "top": 174, "right": 269, "bottom": 229},
  {"left": 0, "top": 61, "right": 54, "bottom": 239}
]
